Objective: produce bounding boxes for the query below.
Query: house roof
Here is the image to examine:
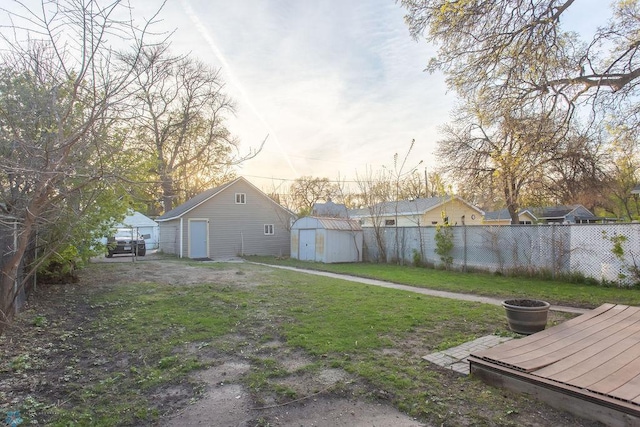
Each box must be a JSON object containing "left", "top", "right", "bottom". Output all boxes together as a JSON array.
[
  {"left": 484, "top": 208, "right": 537, "bottom": 222},
  {"left": 539, "top": 204, "right": 597, "bottom": 221},
  {"left": 156, "top": 177, "right": 292, "bottom": 222},
  {"left": 312, "top": 200, "right": 348, "bottom": 218},
  {"left": 485, "top": 205, "right": 606, "bottom": 223},
  {"left": 348, "top": 196, "right": 484, "bottom": 218},
  {"left": 483, "top": 209, "right": 513, "bottom": 221}
]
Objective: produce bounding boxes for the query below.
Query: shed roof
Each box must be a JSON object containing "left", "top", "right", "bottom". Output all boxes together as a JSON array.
[
  {"left": 293, "top": 216, "right": 362, "bottom": 231},
  {"left": 315, "top": 217, "right": 362, "bottom": 231}
]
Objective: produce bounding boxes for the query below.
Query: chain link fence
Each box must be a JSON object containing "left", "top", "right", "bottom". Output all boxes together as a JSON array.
[{"left": 363, "top": 223, "right": 640, "bottom": 285}]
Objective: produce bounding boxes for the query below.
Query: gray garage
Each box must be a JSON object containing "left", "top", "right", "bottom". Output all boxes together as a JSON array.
[{"left": 290, "top": 216, "right": 363, "bottom": 263}]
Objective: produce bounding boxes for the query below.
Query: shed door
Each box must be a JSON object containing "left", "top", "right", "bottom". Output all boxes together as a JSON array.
[
  {"left": 189, "top": 220, "right": 208, "bottom": 258},
  {"left": 299, "top": 229, "right": 316, "bottom": 261}
]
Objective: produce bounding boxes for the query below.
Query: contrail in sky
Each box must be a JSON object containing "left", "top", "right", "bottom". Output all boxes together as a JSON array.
[{"left": 180, "top": 0, "right": 299, "bottom": 177}]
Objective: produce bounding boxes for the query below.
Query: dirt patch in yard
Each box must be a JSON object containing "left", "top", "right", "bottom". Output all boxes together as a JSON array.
[{"left": 0, "top": 256, "right": 603, "bottom": 426}]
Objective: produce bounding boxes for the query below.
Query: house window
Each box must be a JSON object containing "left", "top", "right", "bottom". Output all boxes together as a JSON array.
[
  {"left": 385, "top": 219, "right": 395, "bottom": 226},
  {"left": 235, "top": 193, "right": 246, "bottom": 204},
  {"left": 264, "top": 224, "right": 274, "bottom": 235}
]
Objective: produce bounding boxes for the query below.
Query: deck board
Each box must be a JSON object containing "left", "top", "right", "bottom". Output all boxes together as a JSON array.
[
  {"left": 469, "top": 304, "right": 640, "bottom": 425},
  {"left": 476, "top": 303, "right": 620, "bottom": 361}
]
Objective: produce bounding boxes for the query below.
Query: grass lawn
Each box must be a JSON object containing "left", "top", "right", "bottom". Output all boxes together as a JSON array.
[
  {"left": 0, "top": 258, "right": 603, "bottom": 426},
  {"left": 245, "top": 255, "right": 640, "bottom": 308}
]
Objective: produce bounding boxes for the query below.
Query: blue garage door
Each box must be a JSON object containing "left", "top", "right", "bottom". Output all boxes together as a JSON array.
[{"left": 189, "top": 220, "right": 208, "bottom": 258}]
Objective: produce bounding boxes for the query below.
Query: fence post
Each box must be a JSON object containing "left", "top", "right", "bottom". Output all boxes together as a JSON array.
[
  {"left": 463, "top": 224, "right": 468, "bottom": 272},
  {"left": 551, "top": 224, "right": 556, "bottom": 280}
]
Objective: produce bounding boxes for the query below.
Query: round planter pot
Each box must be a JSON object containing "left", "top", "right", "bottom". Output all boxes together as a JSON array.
[{"left": 502, "top": 299, "right": 550, "bottom": 335}]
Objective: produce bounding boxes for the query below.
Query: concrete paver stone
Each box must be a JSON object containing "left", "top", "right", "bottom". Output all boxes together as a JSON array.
[{"left": 422, "top": 335, "right": 513, "bottom": 375}]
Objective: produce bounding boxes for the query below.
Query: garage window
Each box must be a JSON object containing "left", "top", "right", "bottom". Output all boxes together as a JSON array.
[
  {"left": 264, "top": 224, "right": 274, "bottom": 235},
  {"left": 385, "top": 219, "right": 395, "bottom": 226},
  {"left": 235, "top": 193, "right": 246, "bottom": 204}
]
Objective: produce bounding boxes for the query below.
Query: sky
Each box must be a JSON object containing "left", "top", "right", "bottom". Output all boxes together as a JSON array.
[
  {"left": 148, "top": 0, "right": 452, "bottom": 193},
  {"left": 2, "top": 0, "right": 608, "bottom": 194}
]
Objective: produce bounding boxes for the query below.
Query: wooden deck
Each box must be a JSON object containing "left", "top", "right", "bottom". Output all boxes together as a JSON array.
[{"left": 469, "top": 304, "right": 640, "bottom": 427}]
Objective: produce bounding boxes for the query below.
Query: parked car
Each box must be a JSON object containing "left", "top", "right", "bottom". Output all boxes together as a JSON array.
[{"left": 106, "top": 228, "right": 146, "bottom": 257}]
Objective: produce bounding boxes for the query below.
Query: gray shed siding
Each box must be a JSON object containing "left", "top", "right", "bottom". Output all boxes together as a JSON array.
[
  {"left": 323, "top": 229, "right": 362, "bottom": 263},
  {"left": 160, "top": 179, "right": 292, "bottom": 258},
  {"left": 291, "top": 216, "right": 363, "bottom": 263}
]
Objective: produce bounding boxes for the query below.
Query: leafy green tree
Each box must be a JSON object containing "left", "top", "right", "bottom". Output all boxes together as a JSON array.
[{"left": 0, "top": 0, "right": 162, "bottom": 331}]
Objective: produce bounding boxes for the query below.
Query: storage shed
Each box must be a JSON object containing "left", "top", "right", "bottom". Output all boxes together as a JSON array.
[{"left": 291, "top": 217, "right": 363, "bottom": 263}]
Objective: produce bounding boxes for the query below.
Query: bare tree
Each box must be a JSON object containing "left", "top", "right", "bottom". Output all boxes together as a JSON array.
[
  {"left": 287, "top": 176, "right": 341, "bottom": 216},
  {"left": 436, "top": 100, "right": 589, "bottom": 224},
  {"left": 388, "top": 140, "right": 423, "bottom": 264},
  {"left": 128, "top": 45, "right": 263, "bottom": 212},
  {"left": 0, "top": 0, "right": 164, "bottom": 331},
  {"left": 402, "top": 0, "right": 640, "bottom": 129},
  {"left": 604, "top": 129, "right": 640, "bottom": 220},
  {"left": 543, "top": 130, "right": 608, "bottom": 211}
]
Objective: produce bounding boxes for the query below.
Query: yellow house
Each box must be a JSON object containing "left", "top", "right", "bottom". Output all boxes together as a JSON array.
[
  {"left": 482, "top": 208, "right": 538, "bottom": 225},
  {"left": 348, "top": 196, "right": 484, "bottom": 227}
]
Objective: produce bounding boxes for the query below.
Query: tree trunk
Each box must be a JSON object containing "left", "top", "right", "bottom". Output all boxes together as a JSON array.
[
  {"left": 507, "top": 204, "right": 520, "bottom": 225},
  {"left": 0, "top": 260, "right": 20, "bottom": 334},
  {"left": 0, "top": 217, "right": 34, "bottom": 334},
  {"left": 161, "top": 174, "right": 176, "bottom": 213},
  {"left": 503, "top": 176, "right": 521, "bottom": 225}
]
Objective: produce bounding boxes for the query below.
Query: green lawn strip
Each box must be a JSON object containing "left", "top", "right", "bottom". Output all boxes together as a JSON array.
[
  {"left": 246, "top": 256, "right": 640, "bottom": 307},
  {"left": 49, "top": 282, "right": 253, "bottom": 426},
  {"left": 269, "top": 278, "right": 504, "bottom": 355}
]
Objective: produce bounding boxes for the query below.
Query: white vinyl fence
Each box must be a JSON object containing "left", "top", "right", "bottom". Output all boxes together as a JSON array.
[{"left": 363, "top": 223, "right": 640, "bottom": 285}]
